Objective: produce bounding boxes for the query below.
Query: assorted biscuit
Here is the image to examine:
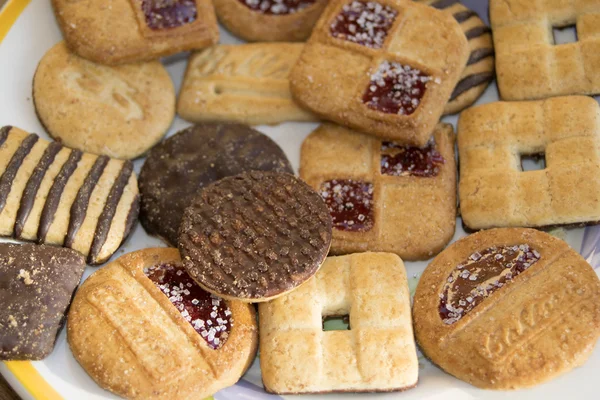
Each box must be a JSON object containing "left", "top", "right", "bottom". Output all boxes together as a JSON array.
[{"left": 1, "top": 0, "right": 600, "bottom": 398}]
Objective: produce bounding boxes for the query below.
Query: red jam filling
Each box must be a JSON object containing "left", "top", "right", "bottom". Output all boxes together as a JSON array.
[
  {"left": 141, "top": 0, "right": 197, "bottom": 30},
  {"left": 238, "top": 0, "right": 317, "bottom": 14},
  {"left": 330, "top": 1, "right": 398, "bottom": 49},
  {"left": 145, "top": 263, "right": 233, "bottom": 349},
  {"left": 439, "top": 245, "right": 541, "bottom": 325},
  {"left": 320, "top": 179, "right": 374, "bottom": 232},
  {"left": 381, "top": 140, "right": 445, "bottom": 177},
  {"left": 363, "top": 61, "right": 431, "bottom": 116}
]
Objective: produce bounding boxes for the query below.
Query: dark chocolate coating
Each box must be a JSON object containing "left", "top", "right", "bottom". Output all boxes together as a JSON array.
[
  {"left": 139, "top": 123, "right": 293, "bottom": 246},
  {"left": 178, "top": 171, "right": 332, "bottom": 300},
  {"left": 0, "top": 243, "right": 85, "bottom": 360}
]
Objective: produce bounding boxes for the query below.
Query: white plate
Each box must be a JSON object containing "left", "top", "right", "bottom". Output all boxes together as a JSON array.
[{"left": 1, "top": 0, "right": 600, "bottom": 399}]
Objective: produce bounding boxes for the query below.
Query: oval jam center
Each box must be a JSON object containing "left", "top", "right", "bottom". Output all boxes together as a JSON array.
[
  {"left": 145, "top": 263, "right": 233, "bottom": 349},
  {"left": 238, "top": 0, "right": 317, "bottom": 15},
  {"left": 141, "top": 0, "right": 197, "bottom": 30},
  {"left": 439, "top": 244, "right": 541, "bottom": 325}
]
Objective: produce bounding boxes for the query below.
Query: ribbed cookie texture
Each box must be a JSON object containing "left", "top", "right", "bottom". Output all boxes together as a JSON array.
[{"left": 0, "top": 126, "right": 139, "bottom": 264}]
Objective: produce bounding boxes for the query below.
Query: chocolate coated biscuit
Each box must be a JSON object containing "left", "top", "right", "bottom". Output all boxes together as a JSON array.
[
  {"left": 139, "top": 123, "right": 292, "bottom": 246},
  {"left": 0, "top": 243, "right": 85, "bottom": 360},
  {"left": 179, "top": 171, "right": 332, "bottom": 302}
]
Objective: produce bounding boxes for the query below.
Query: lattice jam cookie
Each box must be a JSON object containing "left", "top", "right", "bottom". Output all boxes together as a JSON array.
[
  {"left": 490, "top": 0, "right": 600, "bottom": 100},
  {"left": 215, "top": 0, "right": 328, "bottom": 42},
  {"left": 178, "top": 44, "right": 317, "bottom": 125},
  {"left": 68, "top": 248, "right": 258, "bottom": 399},
  {"left": 458, "top": 96, "right": 600, "bottom": 230},
  {"left": 290, "top": 0, "right": 469, "bottom": 147},
  {"left": 414, "top": 228, "right": 600, "bottom": 389},
  {"left": 300, "top": 122, "right": 456, "bottom": 260},
  {"left": 51, "top": 0, "right": 219, "bottom": 64},
  {"left": 259, "top": 252, "right": 418, "bottom": 394}
]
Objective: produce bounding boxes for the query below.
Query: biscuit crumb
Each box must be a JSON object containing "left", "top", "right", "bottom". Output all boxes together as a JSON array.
[
  {"left": 18, "top": 269, "right": 34, "bottom": 285},
  {"left": 8, "top": 315, "right": 18, "bottom": 328}
]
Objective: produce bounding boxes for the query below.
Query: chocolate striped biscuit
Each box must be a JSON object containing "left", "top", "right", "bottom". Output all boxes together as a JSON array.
[
  {"left": 419, "top": 0, "right": 495, "bottom": 115},
  {"left": 0, "top": 126, "right": 139, "bottom": 264}
]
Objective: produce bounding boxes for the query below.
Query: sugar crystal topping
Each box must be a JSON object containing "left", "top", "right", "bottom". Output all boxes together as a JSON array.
[
  {"left": 238, "top": 0, "right": 317, "bottom": 14},
  {"left": 330, "top": 1, "right": 398, "bottom": 49},
  {"left": 381, "top": 139, "right": 445, "bottom": 177},
  {"left": 439, "top": 244, "right": 541, "bottom": 325},
  {"left": 141, "top": 0, "right": 197, "bottom": 30},
  {"left": 145, "top": 263, "right": 233, "bottom": 349},
  {"left": 320, "top": 179, "right": 374, "bottom": 232}
]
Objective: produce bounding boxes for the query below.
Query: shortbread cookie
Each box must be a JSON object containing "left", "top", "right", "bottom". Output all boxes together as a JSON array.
[
  {"left": 0, "top": 126, "right": 139, "bottom": 264},
  {"left": 458, "top": 96, "right": 600, "bottom": 230},
  {"left": 290, "top": 0, "right": 469, "bottom": 147},
  {"left": 33, "top": 42, "right": 175, "bottom": 160},
  {"left": 0, "top": 243, "right": 85, "bottom": 360},
  {"left": 414, "top": 228, "right": 600, "bottom": 389},
  {"left": 139, "top": 123, "right": 292, "bottom": 246},
  {"left": 68, "top": 248, "right": 258, "bottom": 400},
  {"left": 300, "top": 122, "right": 456, "bottom": 260},
  {"left": 419, "top": 0, "right": 495, "bottom": 115},
  {"left": 215, "top": 0, "right": 328, "bottom": 42},
  {"left": 51, "top": 0, "right": 219, "bottom": 64},
  {"left": 259, "top": 252, "right": 418, "bottom": 393},
  {"left": 178, "top": 43, "right": 317, "bottom": 125},
  {"left": 179, "top": 171, "right": 332, "bottom": 302},
  {"left": 490, "top": 0, "right": 600, "bottom": 100}
]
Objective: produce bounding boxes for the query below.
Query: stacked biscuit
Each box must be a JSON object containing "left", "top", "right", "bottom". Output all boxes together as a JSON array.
[{"left": 1, "top": 0, "right": 600, "bottom": 399}]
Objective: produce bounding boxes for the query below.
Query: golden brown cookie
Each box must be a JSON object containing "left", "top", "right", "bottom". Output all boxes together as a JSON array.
[
  {"left": 215, "top": 0, "right": 328, "bottom": 42},
  {"left": 68, "top": 248, "right": 258, "bottom": 400},
  {"left": 413, "top": 228, "right": 600, "bottom": 389},
  {"left": 33, "top": 42, "right": 175, "bottom": 160},
  {"left": 51, "top": 0, "right": 219, "bottom": 64},
  {"left": 178, "top": 43, "right": 317, "bottom": 125},
  {"left": 259, "top": 252, "right": 418, "bottom": 394},
  {"left": 290, "top": 0, "right": 469, "bottom": 147},
  {"left": 300, "top": 122, "right": 456, "bottom": 261}
]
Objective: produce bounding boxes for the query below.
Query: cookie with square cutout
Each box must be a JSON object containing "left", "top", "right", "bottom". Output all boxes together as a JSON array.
[
  {"left": 300, "top": 122, "right": 456, "bottom": 260},
  {"left": 290, "top": 0, "right": 469, "bottom": 147}
]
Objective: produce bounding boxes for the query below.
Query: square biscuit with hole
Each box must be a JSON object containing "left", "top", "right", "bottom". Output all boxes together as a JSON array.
[
  {"left": 51, "top": 0, "right": 219, "bottom": 64},
  {"left": 490, "top": 0, "right": 600, "bottom": 100},
  {"left": 458, "top": 96, "right": 600, "bottom": 230},
  {"left": 178, "top": 44, "right": 318, "bottom": 126},
  {"left": 259, "top": 252, "right": 418, "bottom": 394},
  {"left": 300, "top": 122, "right": 457, "bottom": 261},
  {"left": 289, "top": 0, "right": 469, "bottom": 147}
]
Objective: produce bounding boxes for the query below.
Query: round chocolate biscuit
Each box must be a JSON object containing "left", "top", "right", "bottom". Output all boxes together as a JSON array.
[
  {"left": 139, "top": 123, "right": 293, "bottom": 246},
  {"left": 179, "top": 170, "right": 332, "bottom": 302},
  {"left": 413, "top": 228, "right": 600, "bottom": 389}
]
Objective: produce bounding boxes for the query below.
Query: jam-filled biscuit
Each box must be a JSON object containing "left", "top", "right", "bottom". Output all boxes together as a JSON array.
[
  {"left": 139, "top": 123, "right": 293, "bottom": 246},
  {"left": 1, "top": 243, "right": 85, "bottom": 360},
  {"left": 68, "top": 248, "right": 258, "bottom": 400},
  {"left": 51, "top": 0, "right": 219, "bottom": 65},
  {"left": 215, "top": 0, "right": 328, "bottom": 42},
  {"left": 179, "top": 171, "right": 332, "bottom": 302},
  {"left": 259, "top": 252, "right": 418, "bottom": 393},
  {"left": 0, "top": 126, "right": 139, "bottom": 264},
  {"left": 419, "top": 0, "right": 495, "bottom": 115},
  {"left": 300, "top": 122, "right": 456, "bottom": 260},
  {"left": 178, "top": 43, "right": 317, "bottom": 125},
  {"left": 290, "top": 0, "right": 469, "bottom": 147},
  {"left": 490, "top": 0, "right": 600, "bottom": 100},
  {"left": 33, "top": 42, "right": 175, "bottom": 160},
  {"left": 414, "top": 228, "right": 600, "bottom": 389},
  {"left": 459, "top": 96, "right": 600, "bottom": 230}
]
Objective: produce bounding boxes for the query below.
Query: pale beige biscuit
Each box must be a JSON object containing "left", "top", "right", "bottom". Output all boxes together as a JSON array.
[
  {"left": 300, "top": 122, "right": 456, "bottom": 261},
  {"left": 33, "top": 42, "right": 175, "bottom": 160},
  {"left": 51, "top": 0, "right": 219, "bottom": 65},
  {"left": 414, "top": 228, "right": 600, "bottom": 389},
  {"left": 458, "top": 96, "right": 600, "bottom": 230},
  {"left": 490, "top": 0, "right": 600, "bottom": 100},
  {"left": 290, "top": 0, "right": 469, "bottom": 147},
  {"left": 68, "top": 248, "right": 258, "bottom": 400},
  {"left": 0, "top": 126, "right": 139, "bottom": 264},
  {"left": 259, "top": 252, "right": 418, "bottom": 394},
  {"left": 215, "top": 0, "right": 328, "bottom": 42},
  {"left": 178, "top": 43, "right": 317, "bottom": 126}
]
